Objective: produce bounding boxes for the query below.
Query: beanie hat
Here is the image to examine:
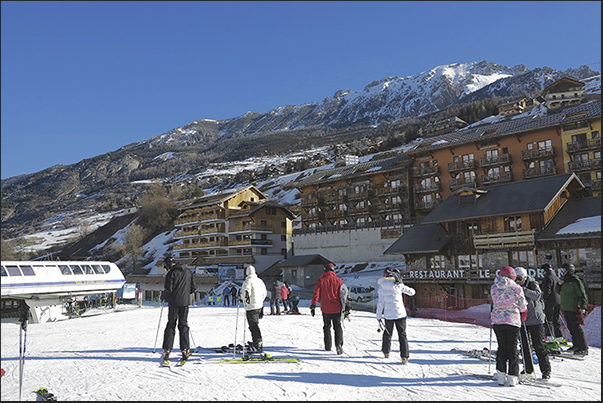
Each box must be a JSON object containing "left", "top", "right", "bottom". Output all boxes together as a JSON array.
[
  {"left": 514, "top": 267, "right": 527, "bottom": 280},
  {"left": 499, "top": 266, "right": 516, "bottom": 280}
]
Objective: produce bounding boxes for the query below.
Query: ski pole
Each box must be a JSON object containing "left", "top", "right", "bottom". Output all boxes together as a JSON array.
[
  {"left": 522, "top": 324, "right": 537, "bottom": 381},
  {"left": 242, "top": 307, "right": 248, "bottom": 360},
  {"left": 488, "top": 324, "right": 492, "bottom": 374},
  {"left": 233, "top": 300, "right": 240, "bottom": 359},
  {"left": 152, "top": 301, "right": 165, "bottom": 354},
  {"left": 18, "top": 306, "right": 29, "bottom": 402}
]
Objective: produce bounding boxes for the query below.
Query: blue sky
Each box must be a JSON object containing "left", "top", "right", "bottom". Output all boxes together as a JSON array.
[{"left": 1, "top": 1, "right": 601, "bottom": 179}]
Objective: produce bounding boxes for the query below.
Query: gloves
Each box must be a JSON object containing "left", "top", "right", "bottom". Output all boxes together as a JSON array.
[
  {"left": 310, "top": 304, "right": 316, "bottom": 317},
  {"left": 259, "top": 308, "right": 264, "bottom": 319},
  {"left": 343, "top": 303, "right": 351, "bottom": 320},
  {"left": 520, "top": 309, "right": 527, "bottom": 323}
]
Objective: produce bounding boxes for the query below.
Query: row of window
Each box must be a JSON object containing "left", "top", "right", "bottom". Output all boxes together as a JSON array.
[{"left": 1, "top": 264, "right": 112, "bottom": 277}]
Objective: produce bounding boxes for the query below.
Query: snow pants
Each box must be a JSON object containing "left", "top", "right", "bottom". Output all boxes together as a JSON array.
[
  {"left": 270, "top": 293, "right": 280, "bottom": 314},
  {"left": 281, "top": 298, "right": 289, "bottom": 311},
  {"left": 493, "top": 324, "right": 520, "bottom": 376},
  {"left": 563, "top": 310, "right": 588, "bottom": 352},
  {"left": 382, "top": 317, "right": 409, "bottom": 359},
  {"left": 246, "top": 308, "right": 263, "bottom": 349},
  {"left": 162, "top": 305, "right": 190, "bottom": 352},
  {"left": 544, "top": 303, "right": 563, "bottom": 338},
  {"left": 322, "top": 312, "right": 343, "bottom": 351},
  {"left": 519, "top": 323, "right": 551, "bottom": 376}
]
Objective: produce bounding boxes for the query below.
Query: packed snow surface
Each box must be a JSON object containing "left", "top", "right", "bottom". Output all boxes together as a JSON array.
[{"left": 1, "top": 304, "right": 600, "bottom": 401}]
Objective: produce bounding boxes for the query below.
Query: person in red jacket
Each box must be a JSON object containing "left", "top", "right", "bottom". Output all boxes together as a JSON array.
[{"left": 311, "top": 263, "right": 345, "bottom": 355}]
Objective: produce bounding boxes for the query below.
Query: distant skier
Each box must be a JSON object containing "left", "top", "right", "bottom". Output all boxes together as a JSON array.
[
  {"left": 269, "top": 278, "right": 281, "bottom": 315},
  {"left": 556, "top": 263, "right": 589, "bottom": 356},
  {"left": 161, "top": 256, "right": 197, "bottom": 363},
  {"left": 540, "top": 263, "right": 563, "bottom": 342},
  {"left": 375, "top": 267, "right": 415, "bottom": 364},
  {"left": 241, "top": 265, "right": 268, "bottom": 352},
  {"left": 311, "top": 263, "right": 345, "bottom": 355},
  {"left": 281, "top": 281, "right": 291, "bottom": 312}
]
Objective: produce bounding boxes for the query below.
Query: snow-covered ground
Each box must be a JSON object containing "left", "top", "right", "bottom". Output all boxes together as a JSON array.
[{"left": 1, "top": 303, "right": 600, "bottom": 401}]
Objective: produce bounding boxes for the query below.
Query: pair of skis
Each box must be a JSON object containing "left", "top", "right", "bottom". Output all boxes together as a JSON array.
[{"left": 161, "top": 350, "right": 193, "bottom": 367}]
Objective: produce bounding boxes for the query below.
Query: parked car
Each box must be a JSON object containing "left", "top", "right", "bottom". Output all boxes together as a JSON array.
[{"left": 348, "top": 286, "right": 374, "bottom": 303}]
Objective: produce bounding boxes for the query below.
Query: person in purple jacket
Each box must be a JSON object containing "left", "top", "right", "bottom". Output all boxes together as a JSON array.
[{"left": 490, "top": 266, "right": 528, "bottom": 387}]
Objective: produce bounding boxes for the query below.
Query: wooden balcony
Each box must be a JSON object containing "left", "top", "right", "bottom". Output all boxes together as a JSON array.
[
  {"left": 449, "top": 177, "right": 477, "bottom": 192},
  {"left": 412, "top": 165, "right": 441, "bottom": 177},
  {"left": 568, "top": 159, "right": 601, "bottom": 172},
  {"left": 479, "top": 154, "right": 512, "bottom": 168},
  {"left": 566, "top": 138, "right": 601, "bottom": 153},
  {"left": 413, "top": 182, "right": 442, "bottom": 194},
  {"left": 521, "top": 147, "right": 556, "bottom": 161},
  {"left": 522, "top": 166, "right": 557, "bottom": 179},
  {"left": 473, "top": 229, "right": 535, "bottom": 250},
  {"left": 447, "top": 159, "right": 478, "bottom": 173},
  {"left": 481, "top": 172, "right": 513, "bottom": 185}
]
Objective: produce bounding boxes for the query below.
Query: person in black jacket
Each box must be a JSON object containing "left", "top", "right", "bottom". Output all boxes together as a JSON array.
[
  {"left": 539, "top": 263, "right": 563, "bottom": 341},
  {"left": 161, "top": 256, "right": 197, "bottom": 361}
]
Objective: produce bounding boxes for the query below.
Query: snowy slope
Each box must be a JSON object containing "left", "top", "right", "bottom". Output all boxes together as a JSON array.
[{"left": 1, "top": 304, "right": 600, "bottom": 401}]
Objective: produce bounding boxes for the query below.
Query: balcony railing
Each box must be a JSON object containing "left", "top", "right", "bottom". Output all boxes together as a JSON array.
[
  {"left": 568, "top": 159, "right": 601, "bottom": 172},
  {"left": 522, "top": 166, "right": 557, "bottom": 179},
  {"left": 447, "top": 159, "right": 478, "bottom": 173},
  {"left": 228, "top": 239, "right": 273, "bottom": 247},
  {"left": 412, "top": 165, "right": 441, "bottom": 177},
  {"left": 481, "top": 172, "right": 513, "bottom": 185},
  {"left": 414, "top": 200, "right": 441, "bottom": 210},
  {"left": 473, "top": 229, "right": 536, "bottom": 250},
  {"left": 449, "top": 177, "right": 477, "bottom": 192},
  {"left": 413, "top": 182, "right": 442, "bottom": 194},
  {"left": 521, "top": 147, "right": 556, "bottom": 161},
  {"left": 479, "top": 154, "right": 512, "bottom": 168},
  {"left": 566, "top": 138, "right": 601, "bottom": 153}
]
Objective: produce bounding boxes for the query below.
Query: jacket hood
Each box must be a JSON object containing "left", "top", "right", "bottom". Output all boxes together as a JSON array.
[{"left": 246, "top": 265, "right": 257, "bottom": 276}]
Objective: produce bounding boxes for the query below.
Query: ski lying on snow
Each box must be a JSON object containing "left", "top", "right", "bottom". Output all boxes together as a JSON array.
[
  {"left": 197, "top": 353, "right": 299, "bottom": 364},
  {"left": 451, "top": 347, "right": 495, "bottom": 362},
  {"left": 454, "top": 370, "right": 561, "bottom": 388},
  {"left": 548, "top": 352, "right": 587, "bottom": 361}
]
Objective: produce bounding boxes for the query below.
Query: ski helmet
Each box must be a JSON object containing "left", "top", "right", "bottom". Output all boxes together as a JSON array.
[
  {"left": 540, "top": 263, "right": 552, "bottom": 272},
  {"left": 561, "top": 262, "right": 575, "bottom": 274},
  {"left": 163, "top": 256, "right": 175, "bottom": 270},
  {"left": 384, "top": 267, "right": 401, "bottom": 282},
  {"left": 499, "top": 266, "right": 516, "bottom": 280},
  {"left": 323, "top": 263, "right": 335, "bottom": 272},
  {"left": 514, "top": 267, "right": 527, "bottom": 281}
]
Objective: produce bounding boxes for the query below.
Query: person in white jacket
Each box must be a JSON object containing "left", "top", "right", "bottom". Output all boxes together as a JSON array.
[
  {"left": 241, "top": 265, "right": 268, "bottom": 352},
  {"left": 376, "top": 267, "right": 416, "bottom": 364}
]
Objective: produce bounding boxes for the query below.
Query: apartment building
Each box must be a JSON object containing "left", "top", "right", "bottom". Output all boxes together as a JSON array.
[
  {"left": 406, "top": 99, "right": 601, "bottom": 219},
  {"left": 173, "top": 185, "right": 296, "bottom": 273}
]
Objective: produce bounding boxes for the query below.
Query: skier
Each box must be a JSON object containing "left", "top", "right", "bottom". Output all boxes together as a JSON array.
[
  {"left": 281, "top": 281, "right": 291, "bottom": 312},
  {"left": 241, "top": 265, "right": 268, "bottom": 352},
  {"left": 556, "top": 263, "right": 589, "bottom": 356},
  {"left": 539, "top": 263, "right": 563, "bottom": 342},
  {"left": 310, "top": 263, "right": 345, "bottom": 355},
  {"left": 269, "top": 278, "right": 281, "bottom": 315},
  {"left": 161, "top": 256, "right": 197, "bottom": 364},
  {"left": 375, "top": 267, "right": 415, "bottom": 364},
  {"left": 490, "top": 266, "right": 528, "bottom": 386},
  {"left": 223, "top": 286, "right": 230, "bottom": 307},
  {"left": 514, "top": 267, "right": 551, "bottom": 379},
  {"left": 288, "top": 293, "right": 300, "bottom": 314}
]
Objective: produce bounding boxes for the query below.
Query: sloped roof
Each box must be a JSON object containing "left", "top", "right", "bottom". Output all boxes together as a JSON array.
[
  {"left": 383, "top": 224, "right": 450, "bottom": 255},
  {"left": 189, "top": 256, "right": 256, "bottom": 266},
  {"left": 181, "top": 185, "right": 266, "bottom": 210},
  {"left": 537, "top": 196, "right": 601, "bottom": 241},
  {"left": 276, "top": 254, "right": 332, "bottom": 267},
  {"left": 407, "top": 101, "right": 600, "bottom": 154},
  {"left": 228, "top": 200, "right": 297, "bottom": 220},
  {"left": 295, "top": 154, "right": 411, "bottom": 188},
  {"left": 420, "top": 173, "right": 586, "bottom": 225}
]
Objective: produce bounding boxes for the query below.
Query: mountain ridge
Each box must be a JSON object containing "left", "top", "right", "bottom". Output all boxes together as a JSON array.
[{"left": 1, "top": 60, "right": 600, "bottom": 241}]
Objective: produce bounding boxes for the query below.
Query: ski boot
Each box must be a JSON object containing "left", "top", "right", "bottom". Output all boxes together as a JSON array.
[{"left": 161, "top": 350, "right": 171, "bottom": 367}]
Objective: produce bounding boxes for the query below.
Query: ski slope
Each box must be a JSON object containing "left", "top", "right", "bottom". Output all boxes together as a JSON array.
[{"left": 1, "top": 304, "right": 600, "bottom": 401}]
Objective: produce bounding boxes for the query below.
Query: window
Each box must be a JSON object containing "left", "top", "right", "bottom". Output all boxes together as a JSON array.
[
  {"left": 504, "top": 216, "right": 522, "bottom": 232},
  {"left": 19, "top": 265, "right": 35, "bottom": 276},
  {"left": 485, "top": 149, "right": 499, "bottom": 159},
  {"left": 430, "top": 255, "right": 447, "bottom": 268},
  {"left": 457, "top": 254, "right": 483, "bottom": 269},
  {"left": 5, "top": 265, "right": 22, "bottom": 276},
  {"left": 538, "top": 139, "right": 552, "bottom": 151},
  {"left": 559, "top": 248, "right": 587, "bottom": 268},
  {"left": 510, "top": 250, "right": 536, "bottom": 268},
  {"left": 466, "top": 221, "right": 480, "bottom": 237},
  {"left": 70, "top": 265, "right": 84, "bottom": 275},
  {"left": 59, "top": 265, "right": 73, "bottom": 275}
]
